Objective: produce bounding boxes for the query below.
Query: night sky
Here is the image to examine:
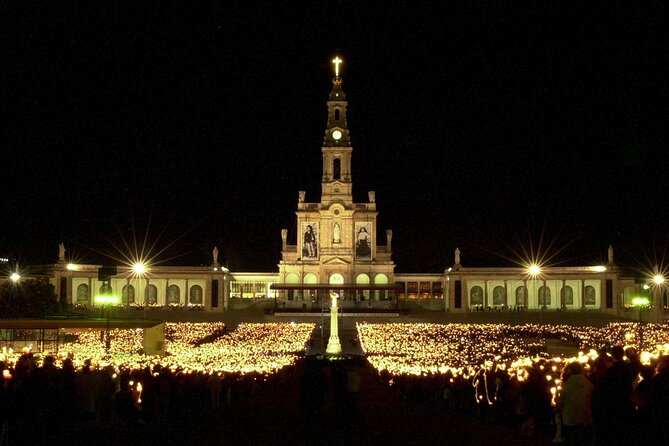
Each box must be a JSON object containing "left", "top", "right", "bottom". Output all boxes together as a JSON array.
[{"left": 2, "top": 2, "right": 667, "bottom": 273}]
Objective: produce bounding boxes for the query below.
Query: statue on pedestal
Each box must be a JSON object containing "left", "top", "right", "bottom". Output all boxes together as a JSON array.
[{"left": 326, "top": 291, "right": 342, "bottom": 355}]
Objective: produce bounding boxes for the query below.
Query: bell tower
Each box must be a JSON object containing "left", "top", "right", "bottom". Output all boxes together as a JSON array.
[
  {"left": 321, "top": 56, "right": 353, "bottom": 206},
  {"left": 278, "top": 55, "right": 395, "bottom": 309}
]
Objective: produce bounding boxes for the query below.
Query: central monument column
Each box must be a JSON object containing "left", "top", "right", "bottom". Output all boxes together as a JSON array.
[{"left": 326, "top": 292, "right": 343, "bottom": 355}]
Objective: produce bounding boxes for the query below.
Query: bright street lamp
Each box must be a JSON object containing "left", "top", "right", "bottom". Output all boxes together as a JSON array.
[
  {"left": 9, "top": 273, "right": 20, "bottom": 283},
  {"left": 528, "top": 264, "right": 541, "bottom": 277},
  {"left": 527, "top": 264, "right": 544, "bottom": 310},
  {"left": 132, "top": 262, "right": 147, "bottom": 275}
]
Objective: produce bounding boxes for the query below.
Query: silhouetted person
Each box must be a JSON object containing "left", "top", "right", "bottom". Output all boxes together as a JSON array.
[
  {"left": 61, "top": 358, "right": 76, "bottom": 419},
  {"left": 74, "top": 359, "right": 95, "bottom": 422},
  {"left": 556, "top": 361, "right": 593, "bottom": 446},
  {"left": 632, "top": 364, "right": 656, "bottom": 443},
  {"left": 207, "top": 372, "right": 222, "bottom": 409},
  {"left": 651, "top": 356, "right": 669, "bottom": 443},
  {"left": 115, "top": 373, "right": 140, "bottom": 425},
  {"left": 299, "top": 360, "right": 325, "bottom": 426},
  {"left": 520, "top": 365, "right": 552, "bottom": 438},
  {"left": 594, "top": 346, "right": 636, "bottom": 445},
  {"left": 345, "top": 366, "right": 361, "bottom": 419}
]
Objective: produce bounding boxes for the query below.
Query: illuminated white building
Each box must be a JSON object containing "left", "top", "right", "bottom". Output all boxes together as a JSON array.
[{"left": 6, "top": 57, "right": 665, "bottom": 322}]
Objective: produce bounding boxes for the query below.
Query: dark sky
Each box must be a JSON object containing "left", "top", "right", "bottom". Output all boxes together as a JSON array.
[{"left": 2, "top": 2, "right": 667, "bottom": 273}]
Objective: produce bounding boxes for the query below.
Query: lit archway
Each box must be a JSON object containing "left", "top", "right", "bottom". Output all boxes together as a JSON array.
[
  {"left": 356, "top": 274, "right": 370, "bottom": 300},
  {"left": 375, "top": 274, "right": 389, "bottom": 300},
  {"left": 303, "top": 273, "right": 318, "bottom": 300},
  {"left": 122, "top": 284, "right": 135, "bottom": 304},
  {"left": 330, "top": 273, "right": 345, "bottom": 300},
  {"left": 285, "top": 273, "right": 299, "bottom": 301},
  {"left": 76, "top": 284, "right": 90, "bottom": 303},
  {"left": 329, "top": 273, "right": 344, "bottom": 285},
  {"left": 492, "top": 286, "right": 505, "bottom": 307},
  {"left": 470, "top": 286, "right": 483, "bottom": 307}
]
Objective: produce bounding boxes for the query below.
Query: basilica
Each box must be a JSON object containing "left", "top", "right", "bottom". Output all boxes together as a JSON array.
[{"left": 9, "top": 58, "right": 665, "bottom": 323}]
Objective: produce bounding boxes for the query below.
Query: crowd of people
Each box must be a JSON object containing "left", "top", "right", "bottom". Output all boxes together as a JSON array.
[
  {"left": 358, "top": 322, "right": 669, "bottom": 444},
  {"left": 0, "top": 322, "right": 315, "bottom": 441},
  {"left": 2, "top": 321, "right": 669, "bottom": 444},
  {"left": 0, "top": 350, "right": 301, "bottom": 435}
]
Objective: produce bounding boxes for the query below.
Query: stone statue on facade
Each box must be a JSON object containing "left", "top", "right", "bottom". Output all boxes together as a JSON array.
[
  {"left": 608, "top": 245, "right": 614, "bottom": 265},
  {"left": 333, "top": 222, "right": 341, "bottom": 243},
  {"left": 58, "top": 242, "right": 66, "bottom": 262},
  {"left": 298, "top": 191, "right": 305, "bottom": 203},
  {"left": 455, "top": 247, "right": 461, "bottom": 265},
  {"left": 213, "top": 246, "right": 219, "bottom": 265},
  {"left": 281, "top": 229, "right": 288, "bottom": 249},
  {"left": 368, "top": 191, "right": 375, "bottom": 203},
  {"left": 386, "top": 229, "right": 393, "bottom": 251}
]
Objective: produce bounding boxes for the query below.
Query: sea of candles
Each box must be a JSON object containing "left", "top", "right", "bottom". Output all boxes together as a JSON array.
[
  {"left": 357, "top": 322, "right": 669, "bottom": 382},
  {"left": 3, "top": 320, "right": 669, "bottom": 404},
  {"left": 356, "top": 321, "right": 669, "bottom": 406},
  {"left": 1, "top": 322, "right": 315, "bottom": 376}
]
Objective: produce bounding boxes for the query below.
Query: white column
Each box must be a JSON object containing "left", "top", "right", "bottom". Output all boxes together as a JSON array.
[{"left": 326, "top": 293, "right": 342, "bottom": 355}]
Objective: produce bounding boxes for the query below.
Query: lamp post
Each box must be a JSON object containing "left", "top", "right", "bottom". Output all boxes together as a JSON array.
[
  {"left": 9, "top": 272, "right": 20, "bottom": 306},
  {"left": 321, "top": 299, "right": 325, "bottom": 352},
  {"left": 528, "top": 264, "right": 542, "bottom": 321},
  {"left": 632, "top": 296, "right": 650, "bottom": 351},
  {"left": 653, "top": 273, "right": 666, "bottom": 319},
  {"left": 95, "top": 292, "right": 120, "bottom": 357}
]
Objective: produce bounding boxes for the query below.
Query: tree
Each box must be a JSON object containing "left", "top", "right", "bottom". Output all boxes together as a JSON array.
[{"left": 0, "top": 278, "right": 60, "bottom": 318}]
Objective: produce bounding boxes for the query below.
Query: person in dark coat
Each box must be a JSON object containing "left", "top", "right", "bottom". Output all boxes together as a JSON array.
[{"left": 556, "top": 362, "right": 593, "bottom": 446}]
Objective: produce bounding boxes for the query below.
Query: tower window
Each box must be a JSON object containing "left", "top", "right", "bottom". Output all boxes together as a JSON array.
[
  {"left": 334, "top": 108, "right": 340, "bottom": 121},
  {"left": 333, "top": 158, "right": 341, "bottom": 180}
]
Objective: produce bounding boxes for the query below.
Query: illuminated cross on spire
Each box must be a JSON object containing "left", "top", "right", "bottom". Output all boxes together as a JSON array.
[{"left": 332, "top": 56, "right": 342, "bottom": 77}]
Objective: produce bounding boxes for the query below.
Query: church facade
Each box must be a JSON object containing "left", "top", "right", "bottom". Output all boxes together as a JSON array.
[
  {"left": 273, "top": 59, "right": 396, "bottom": 310},
  {"left": 7, "top": 57, "right": 665, "bottom": 322}
]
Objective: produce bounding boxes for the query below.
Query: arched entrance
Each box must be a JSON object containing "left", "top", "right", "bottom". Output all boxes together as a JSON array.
[
  {"left": 329, "top": 273, "right": 345, "bottom": 299},
  {"left": 304, "top": 273, "right": 318, "bottom": 300},
  {"left": 285, "top": 273, "right": 299, "bottom": 300},
  {"left": 375, "top": 274, "right": 389, "bottom": 300},
  {"left": 356, "top": 274, "right": 370, "bottom": 300}
]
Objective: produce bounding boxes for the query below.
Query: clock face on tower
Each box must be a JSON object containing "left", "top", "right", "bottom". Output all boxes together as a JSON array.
[{"left": 332, "top": 130, "right": 342, "bottom": 140}]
